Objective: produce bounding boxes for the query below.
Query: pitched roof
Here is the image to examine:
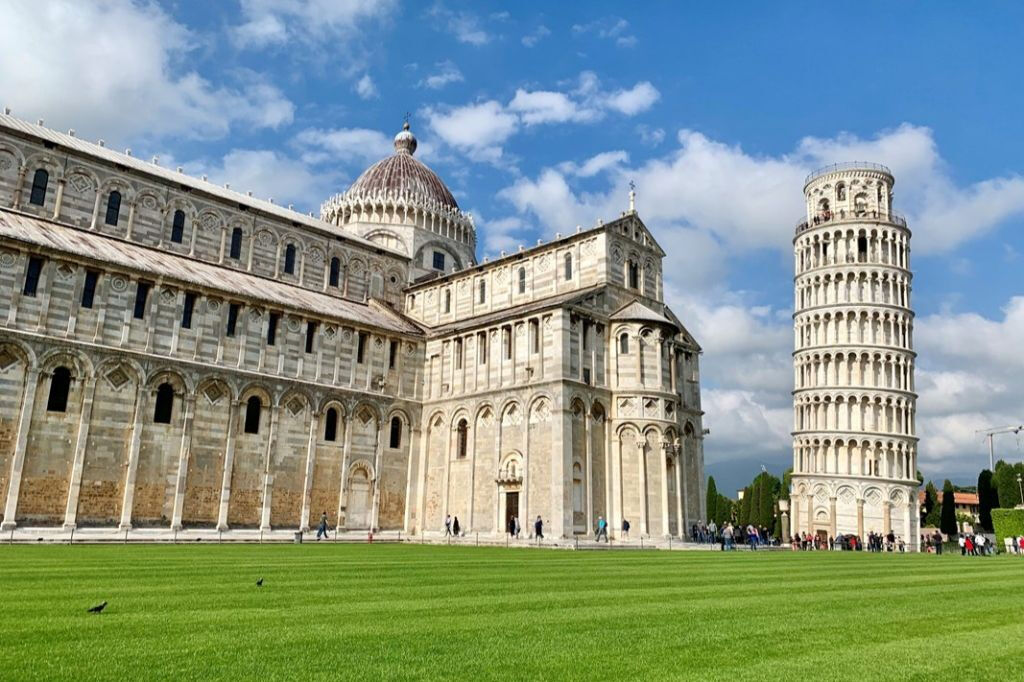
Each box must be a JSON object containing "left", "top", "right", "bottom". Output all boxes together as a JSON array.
[
  {"left": 427, "top": 285, "right": 606, "bottom": 336},
  {"left": 0, "top": 209, "right": 422, "bottom": 336},
  {"left": 610, "top": 299, "right": 676, "bottom": 326}
]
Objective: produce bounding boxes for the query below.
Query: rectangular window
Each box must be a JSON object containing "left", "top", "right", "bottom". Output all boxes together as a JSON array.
[
  {"left": 432, "top": 251, "right": 445, "bottom": 271},
  {"left": 530, "top": 319, "right": 540, "bottom": 354},
  {"left": 388, "top": 339, "right": 398, "bottom": 369},
  {"left": 357, "top": 331, "right": 367, "bottom": 363},
  {"left": 23, "top": 257, "right": 43, "bottom": 297},
  {"left": 455, "top": 338, "right": 463, "bottom": 369},
  {"left": 266, "top": 311, "right": 278, "bottom": 346},
  {"left": 582, "top": 320, "right": 590, "bottom": 351},
  {"left": 583, "top": 367, "right": 591, "bottom": 385},
  {"left": 226, "top": 303, "right": 240, "bottom": 337},
  {"left": 305, "top": 321, "right": 316, "bottom": 353},
  {"left": 503, "top": 327, "right": 511, "bottom": 360},
  {"left": 181, "top": 292, "right": 196, "bottom": 329},
  {"left": 478, "top": 331, "right": 487, "bottom": 364},
  {"left": 80, "top": 270, "right": 98, "bottom": 308},
  {"left": 133, "top": 281, "right": 151, "bottom": 319}
]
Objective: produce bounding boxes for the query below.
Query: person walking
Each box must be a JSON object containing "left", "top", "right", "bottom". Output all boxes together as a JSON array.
[
  {"left": 708, "top": 520, "right": 718, "bottom": 544},
  {"left": 722, "top": 523, "right": 734, "bottom": 550},
  {"left": 958, "top": 534, "right": 966, "bottom": 556},
  {"left": 514, "top": 515, "right": 521, "bottom": 539},
  {"left": 622, "top": 518, "right": 630, "bottom": 540},
  {"left": 316, "top": 511, "right": 329, "bottom": 540},
  {"left": 444, "top": 514, "right": 452, "bottom": 537},
  {"left": 507, "top": 515, "right": 516, "bottom": 537},
  {"left": 932, "top": 530, "right": 943, "bottom": 554},
  {"left": 452, "top": 516, "right": 461, "bottom": 537},
  {"left": 534, "top": 515, "right": 544, "bottom": 540},
  {"left": 595, "top": 516, "right": 608, "bottom": 543}
]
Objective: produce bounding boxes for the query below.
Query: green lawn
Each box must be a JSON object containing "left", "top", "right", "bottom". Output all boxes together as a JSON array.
[{"left": 0, "top": 544, "right": 1021, "bottom": 681}]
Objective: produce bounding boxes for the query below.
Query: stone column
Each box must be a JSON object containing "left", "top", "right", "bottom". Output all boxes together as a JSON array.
[
  {"left": 52, "top": 179, "right": 65, "bottom": 220},
  {"left": 674, "top": 452, "right": 684, "bottom": 538},
  {"left": 467, "top": 417, "right": 478, "bottom": 532},
  {"left": 659, "top": 439, "right": 670, "bottom": 537},
  {"left": 216, "top": 400, "right": 240, "bottom": 531},
  {"left": 299, "top": 411, "right": 321, "bottom": 532},
  {"left": 63, "top": 377, "right": 98, "bottom": 530},
  {"left": 403, "top": 423, "right": 422, "bottom": 534},
  {"left": 369, "top": 418, "right": 384, "bottom": 532},
  {"left": 805, "top": 492, "right": 813, "bottom": 534},
  {"left": 170, "top": 394, "right": 197, "bottom": 530},
  {"left": 638, "top": 442, "right": 648, "bottom": 536},
  {"left": 10, "top": 166, "right": 27, "bottom": 208},
  {"left": 856, "top": 498, "right": 865, "bottom": 538},
  {"left": 610, "top": 435, "right": 622, "bottom": 538},
  {"left": 89, "top": 191, "right": 102, "bottom": 230},
  {"left": 258, "top": 406, "right": 280, "bottom": 531},
  {"left": 829, "top": 496, "right": 837, "bottom": 539},
  {"left": 584, "top": 411, "right": 593, "bottom": 534},
  {"left": 441, "top": 421, "right": 454, "bottom": 523},
  {"left": 883, "top": 500, "right": 892, "bottom": 535},
  {"left": 0, "top": 368, "right": 40, "bottom": 530},
  {"left": 125, "top": 201, "right": 137, "bottom": 240},
  {"left": 335, "top": 418, "right": 354, "bottom": 531},
  {"left": 117, "top": 384, "right": 149, "bottom": 530}
]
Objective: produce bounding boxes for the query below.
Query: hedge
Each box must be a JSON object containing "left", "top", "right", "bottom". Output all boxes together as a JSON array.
[{"left": 991, "top": 508, "right": 1024, "bottom": 549}]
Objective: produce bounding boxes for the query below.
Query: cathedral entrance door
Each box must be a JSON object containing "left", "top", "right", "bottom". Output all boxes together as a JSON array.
[
  {"left": 347, "top": 468, "right": 372, "bottom": 530},
  {"left": 504, "top": 492, "right": 519, "bottom": 533}
]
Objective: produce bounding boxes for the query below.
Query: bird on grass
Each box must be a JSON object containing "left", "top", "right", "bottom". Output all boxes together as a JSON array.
[
  {"left": 87, "top": 601, "right": 107, "bottom": 614},
  {"left": 255, "top": 578, "right": 264, "bottom": 587}
]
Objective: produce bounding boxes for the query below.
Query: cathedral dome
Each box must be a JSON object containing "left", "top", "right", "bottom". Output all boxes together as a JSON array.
[{"left": 345, "top": 122, "right": 459, "bottom": 210}]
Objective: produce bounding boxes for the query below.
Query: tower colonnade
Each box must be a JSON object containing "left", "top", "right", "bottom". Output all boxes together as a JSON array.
[{"left": 790, "top": 164, "right": 920, "bottom": 548}]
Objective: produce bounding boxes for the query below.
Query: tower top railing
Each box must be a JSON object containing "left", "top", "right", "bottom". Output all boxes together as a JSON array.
[
  {"left": 805, "top": 162, "right": 893, "bottom": 186},
  {"left": 796, "top": 209, "right": 906, "bottom": 234}
]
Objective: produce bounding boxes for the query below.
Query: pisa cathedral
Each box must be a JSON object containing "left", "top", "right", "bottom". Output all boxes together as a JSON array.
[
  {"left": 791, "top": 163, "right": 920, "bottom": 549},
  {"left": 0, "top": 113, "right": 706, "bottom": 540}
]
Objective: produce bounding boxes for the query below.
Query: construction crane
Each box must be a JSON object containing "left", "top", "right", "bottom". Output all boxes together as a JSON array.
[{"left": 975, "top": 424, "right": 1024, "bottom": 470}]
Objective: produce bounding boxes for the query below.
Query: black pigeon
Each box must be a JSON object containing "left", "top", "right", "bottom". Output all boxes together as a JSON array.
[
  {"left": 255, "top": 578, "right": 264, "bottom": 587},
  {"left": 87, "top": 601, "right": 107, "bottom": 614}
]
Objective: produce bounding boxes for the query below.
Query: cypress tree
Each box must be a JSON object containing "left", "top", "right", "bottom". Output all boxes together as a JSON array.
[
  {"left": 978, "top": 469, "right": 995, "bottom": 532},
  {"left": 750, "top": 479, "right": 763, "bottom": 527},
  {"left": 923, "top": 481, "right": 938, "bottom": 520},
  {"left": 739, "top": 486, "right": 752, "bottom": 526},
  {"left": 759, "top": 475, "right": 779, "bottom": 530},
  {"left": 716, "top": 495, "right": 732, "bottom": 525},
  {"left": 706, "top": 477, "right": 718, "bottom": 523},
  {"left": 940, "top": 479, "right": 958, "bottom": 536}
]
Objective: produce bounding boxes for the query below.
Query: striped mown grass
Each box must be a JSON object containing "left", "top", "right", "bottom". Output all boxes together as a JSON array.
[{"left": 0, "top": 544, "right": 1020, "bottom": 680}]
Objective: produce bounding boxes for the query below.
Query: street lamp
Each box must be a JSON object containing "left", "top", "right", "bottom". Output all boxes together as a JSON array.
[{"left": 1017, "top": 473, "right": 1023, "bottom": 507}]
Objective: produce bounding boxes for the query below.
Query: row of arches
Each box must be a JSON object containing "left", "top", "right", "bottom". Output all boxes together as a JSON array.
[
  {"left": 795, "top": 351, "right": 915, "bottom": 392},
  {"left": 795, "top": 270, "right": 911, "bottom": 311},
  {"left": 325, "top": 194, "right": 475, "bottom": 247},
  {"left": 795, "top": 310, "right": 913, "bottom": 351},
  {"left": 793, "top": 438, "right": 915, "bottom": 481},
  {"left": 796, "top": 226, "right": 909, "bottom": 274},
  {"left": 794, "top": 394, "right": 916, "bottom": 437}
]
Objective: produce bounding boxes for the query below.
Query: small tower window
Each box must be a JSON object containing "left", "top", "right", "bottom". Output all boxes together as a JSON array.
[
  {"left": 133, "top": 281, "right": 151, "bottom": 319},
  {"left": 388, "top": 339, "right": 398, "bottom": 369},
  {"left": 244, "top": 396, "right": 262, "bottom": 434},
  {"left": 619, "top": 333, "right": 630, "bottom": 354},
  {"left": 170, "top": 210, "right": 186, "bottom": 244},
  {"left": 478, "top": 331, "right": 487, "bottom": 364},
  {"left": 267, "top": 312, "right": 279, "bottom": 345},
  {"left": 627, "top": 260, "right": 639, "bottom": 290},
  {"left": 80, "top": 270, "right": 99, "bottom": 309},
  {"left": 324, "top": 407, "right": 338, "bottom": 442},
  {"left": 153, "top": 383, "right": 174, "bottom": 424},
  {"left": 444, "top": 289, "right": 451, "bottom": 313},
  {"left": 564, "top": 253, "right": 573, "bottom": 281},
  {"left": 518, "top": 267, "right": 526, "bottom": 294},
  {"left": 104, "top": 191, "right": 121, "bottom": 226},
  {"left": 284, "top": 244, "right": 296, "bottom": 274},
  {"left": 329, "top": 257, "right": 341, "bottom": 287},
  {"left": 23, "top": 256, "right": 43, "bottom": 297},
  {"left": 432, "top": 251, "right": 445, "bottom": 271},
  {"left": 478, "top": 280, "right": 486, "bottom": 304},
  {"left": 357, "top": 331, "right": 367, "bottom": 363},
  {"left": 229, "top": 227, "right": 243, "bottom": 259},
  {"left": 226, "top": 302, "right": 240, "bottom": 337},
  {"left": 389, "top": 416, "right": 402, "bottom": 449},
  {"left": 181, "top": 292, "right": 196, "bottom": 328},
  {"left": 456, "top": 419, "right": 468, "bottom": 458},
  {"left": 46, "top": 366, "right": 72, "bottom": 412},
  {"left": 29, "top": 169, "right": 49, "bottom": 206},
  {"left": 305, "top": 321, "right": 316, "bottom": 353}
]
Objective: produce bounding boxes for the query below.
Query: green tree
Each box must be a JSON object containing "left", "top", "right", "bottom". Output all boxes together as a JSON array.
[
  {"left": 922, "top": 481, "right": 938, "bottom": 521},
  {"left": 750, "top": 479, "right": 763, "bottom": 527},
  {"left": 780, "top": 468, "right": 793, "bottom": 500},
  {"left": 715, "top": 495, "right": 733, "bottom": 525},
  {"left": 739, "top": 486, "right": 752, "bottom": 526},
  {"left": 706, "top": 477, "right": 718, "bottom": 523},
  {"left": 758, "top": 473, "right": 780, "bottom": 530},
  {"left": 940, "top": 479, "right": 958, "bottom": 536},
  {"left": 993, "top": 460, "right": 1024, "bottom": 509},
  {"left": 978, "top": 469, "right": 996, "bottom": 532}
]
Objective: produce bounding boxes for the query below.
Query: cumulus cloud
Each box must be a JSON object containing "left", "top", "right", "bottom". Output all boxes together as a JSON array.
[
  {"left": 604, "top": 82, "right": 661, "bottom": 115},
  {"left": 188, "top": 149, "right": 339, "bottom": 212},
  {"left": 572, "top": 17, "right": 637, "bottom": 47},
  {"left": 233, "top": 0, "right": 396, "bottom": 47},
  {"left": 557, "top": 151, "right": 629, "bottom": 178},
  {"left": 354, "top": 74, "right": 378, "bottom": 100},
  {"left": 0, "top": 0, "right": 294, "bottom": 143},
  {"left": 292, "top": 127, "right": 396, "bottom": 166},
  {"left": 421, "top": 60, "right": 465, "bottom": 90},
  {"left": 427, "top": 5, "right": 491, "bottom": 45},
  {"left": 422, "top": 100, "right": 519, "bottom": 162}
]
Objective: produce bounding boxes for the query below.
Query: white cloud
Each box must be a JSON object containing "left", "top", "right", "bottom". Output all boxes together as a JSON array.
[
  {"left": 572, "top": 17, "right": 637, "bottom": 47},
  {"left": 233, "top": 0, "right": 396, "bottom": 47},
  {"left": 189, "top": 149, "right": 339, "bottom": 212},
  {"left": 522, "top": 24, "right": 551, "bottom": 47},
  {"left": 558, "top": 151, "right": 629, "bottom": 178},
  {"left": 604, "top": 82, "right": 660, "bottom": 115},
  {"left": 421, "top": 60, "right": 464, "bottom": 90},
  {"left": 508, "top": 89, "right": 591, "bottom": 125},
  {"left": 635, "top": 124, "right": 666, "bottom": 147},
  {"left": 293, "top": 127, "right": 396, "bottom": 166},
  {"left": 422, "top": 100, "right": 518, "bottom": 162},
  {"left": 354, "top": 74, "right": 378, "bottom": 100},
  {"left": 0, "top": 0, "right": 294, "bottom": 143},
  {"left": 428, "top": 6, "right": 491, "bottom": 45}
]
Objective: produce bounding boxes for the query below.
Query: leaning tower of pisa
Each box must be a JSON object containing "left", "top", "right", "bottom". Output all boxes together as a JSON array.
[{"left": 790, "top": 163, "right": 920, "bottom": 550}]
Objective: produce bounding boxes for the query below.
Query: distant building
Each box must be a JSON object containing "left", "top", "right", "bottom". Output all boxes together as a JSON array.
[
  {"left": 919, "top": 490, "right": 979, "bottom": 522},
  {"left": 0, "top": 115, "right": 706, "bottom": 540},
  {"left": 789, "top": 163, "right": 920, "bottom": 549}
]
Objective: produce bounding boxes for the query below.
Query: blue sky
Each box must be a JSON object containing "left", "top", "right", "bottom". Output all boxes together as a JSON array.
[{"left": 3, "top": 2, "right": 1023, "bottom": 493}]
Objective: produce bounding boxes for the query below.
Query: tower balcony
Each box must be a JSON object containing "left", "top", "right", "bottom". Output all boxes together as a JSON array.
[{"left": 796, "top": 209, "right": 906, "bottom": 235}]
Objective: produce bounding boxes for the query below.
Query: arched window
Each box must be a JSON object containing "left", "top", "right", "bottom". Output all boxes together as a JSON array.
[
  {"left": 619, "top": 333, "right": 630, "bottom": 354},
  {"left": 170, "top": 210, "right": 186, "bottom": 244},
  {"left": 329, "top": 257, "right": 340, "bottom": 287},
  {"left": 46, "top": 366, "right": 71, "bottom": 412},
  {"left": 284, "top": 244, "right": 296, "bottom": 274},
  {"left": 229, "top": 227, "right": 243, "bottom": 259},
  {"left": 564, "top": 253, "right": 573, "bottom": 280},
  {"left": 627, "top": 260, "right": 639, "bottom": 290},
  {"left": 324, "top": 407, "right": 338, "bottom": 442},
  {"left": 518, "top": 267, "right": 526, "bottom": 294},
  {"left": 244, "top": 396, "right": 262, "bottom": 434},
  {"left": 389, "top": 416, "right": 402, "bottom": 449},
  {"left": 836, "top": 183, "right": 846, "bottom": 201},
  {"left": 444, "top": 289, "right": 451, "bottom": 313},
  {"left": 456, "top": 419, "right": 468, "bottom": 458},
  {"left": 153, "top": 382, "right": 174, "bottom": 424},
  {"left": 854, "top": 193, "right": 868, "bottom": 215},
  {"left": 478, "top": 280, "right": 486, "bottom": 304},
  {"left": 104, "top": 191, "right": 122, "bottom": 226},
  {"left": 29, "top": 169, "right": 49, "bottom": 206}
]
